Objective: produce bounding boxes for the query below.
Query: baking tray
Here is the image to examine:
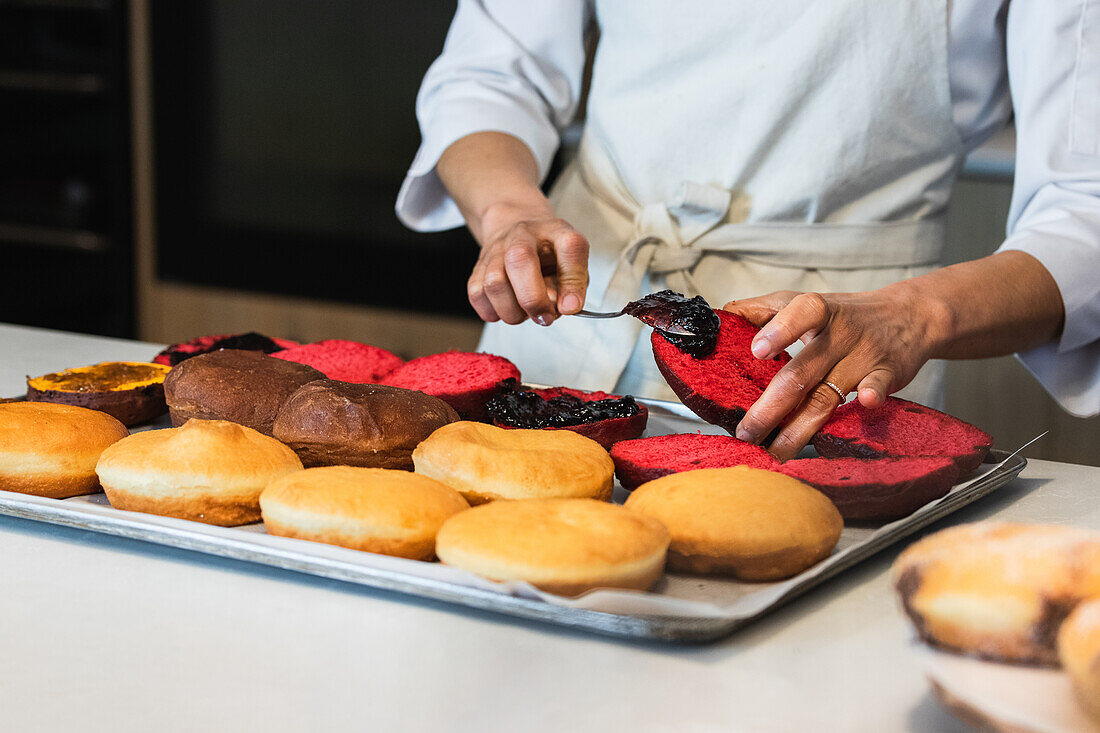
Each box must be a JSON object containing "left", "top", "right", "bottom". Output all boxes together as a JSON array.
[{"left": 0, "top": 397, "right": 1026, "bottom": 642}]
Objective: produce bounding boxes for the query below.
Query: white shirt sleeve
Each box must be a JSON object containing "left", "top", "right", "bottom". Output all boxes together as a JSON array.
[
  {"left": 997, "top": 0, "right": 1100, "bottom": 417},
  {"left": 395, "top": 0, "right": 589, "bottom": 232}
]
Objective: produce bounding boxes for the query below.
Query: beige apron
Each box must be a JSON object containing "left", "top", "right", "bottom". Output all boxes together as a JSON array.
[{"left": 478, "top": 0, "right": 962, "bottom": 408}]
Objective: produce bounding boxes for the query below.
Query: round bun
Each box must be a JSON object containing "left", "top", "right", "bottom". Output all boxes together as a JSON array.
[
  {"left": 270, "top": 340, "right": 403, "bottom": 383},
  {"left": 892, "top": 523, "right": 1100, "bottom": 665},
  {"left": 1059, "top": 597, "right": 1100, "bottom": 723},
  {"left": 260, "top": 466, "right": 469, "bottom": 560},
  {"left": 0, "top": 402, "right": 128, "bottom": 498},
  {"left": 163, "top": 349, "right": 324, "bottom": 435},
  {"left": 27, "top": 361, "right": 172, "bottom": 426},
  {"left": 623, "top": 467, "right": 843, "bottom": 580},
  {"left": 380, "top": 352, "right": 519, "bottom": 420},
  {"left": 96, "top": 419, "right": 303, "bottom": 526},
  {"left": 412, "top": 421, "right": 614, "bottom": 504},
  {"left": 435, "top": 498, "right": 670, "bottom": 596},
  {"left": 272, "top": 380, "right": 459, "bottom": 469}
]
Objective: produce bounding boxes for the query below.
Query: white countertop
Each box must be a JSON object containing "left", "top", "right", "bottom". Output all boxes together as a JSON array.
[{"left": 2, "top": 323, "right": 1096, "bottom": 733}]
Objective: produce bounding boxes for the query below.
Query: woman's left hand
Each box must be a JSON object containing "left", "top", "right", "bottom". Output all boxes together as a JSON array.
[{"left": 722, "top": 283, "right": 946, "bottom": 461}]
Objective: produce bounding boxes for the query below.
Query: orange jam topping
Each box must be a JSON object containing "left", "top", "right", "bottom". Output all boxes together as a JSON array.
[{"left": 28, "top": 362, "right": 171, "bottom": 393}]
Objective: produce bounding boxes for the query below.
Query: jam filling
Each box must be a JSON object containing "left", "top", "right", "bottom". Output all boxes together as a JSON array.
[
  {"left": 206, "top": 332, "right": 286, "bottom": 354},
  {"left": 32, "top": 363, "right": 169, "bottom": 392},
  {"left": 159, "top": 332, "right": 287, "bottom": 365},
  {"left": 623, "top": 290, "right": 720, "bottom": 358},
  {"left": 486, "top": 381, "right": 640, "bottom": 428}
]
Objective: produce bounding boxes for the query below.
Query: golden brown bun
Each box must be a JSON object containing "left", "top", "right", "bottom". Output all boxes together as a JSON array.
[
  {"left": 412, "top": 421, "right": 614, "bottom": 504},
  {"left": 163, "top": 349, "right": 324, "bottom": 435},
  {"left": 260, "top": 466, "right": 469, "bottom": 559},
  {"left": 1059, "top": 597, "right": 1100, "bottom": 723},
  {"left": 893, "top": 523, "right": 1100, "bottom": 666},
  {"left": 623, "top": 467, "right": 842, "bottom": 581},
  {"left": 26, "top": 361, "right": 172, "bottom": 426},
  {"left": 0, "top": 402, "right": 128, "bottom": 498},
  {"left": 435, "top": 498, "right": 670, "bottom": 596},
  {"left": 96, "top": 419, "right": 303, "bottom": 525},
  {"left": 272, "top": 380, "right": 459, "bottom": 470}
]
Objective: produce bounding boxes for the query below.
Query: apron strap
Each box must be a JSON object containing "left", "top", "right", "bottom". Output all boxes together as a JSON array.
[{"left": 577, "top": 133, "right": 945, "bottom": 306}]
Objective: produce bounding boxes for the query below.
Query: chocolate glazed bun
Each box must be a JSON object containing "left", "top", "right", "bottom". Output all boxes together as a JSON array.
[
  {"left": 273, "top": 380, "right": 460, "bottom": 469},
  {"left": 163, "top": 349, "right": 324, "bottom": 435}
]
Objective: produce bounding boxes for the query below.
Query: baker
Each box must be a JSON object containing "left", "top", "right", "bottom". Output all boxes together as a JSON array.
[{"left": 397, "top": 1, "right": 1100, "bottom": 459}]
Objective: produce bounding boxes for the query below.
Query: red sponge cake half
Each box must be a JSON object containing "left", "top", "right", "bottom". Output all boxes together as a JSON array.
[
  {"left": 381, "top": 352, "right": 520, "bottom": 420},
  {"left": 780, "top": 456, "right": 959, "bottom": 522},
  {"left": 813, "top": 397, "right": 993, "bottom": 476},
  {"left": 486, "top": 384, "right": 648, "bottom": 449},
  {"left": 610, "top": 433, "right": 780, "bottom": 490},
  {"left": 652, "top": 310, "right": 790, "bottom": 435},
  {"left": 271, "top": 340, "right": 403, "bottom": 383},
  {"left": 153, "top": 332, "right": 298, "bottom": 366}
]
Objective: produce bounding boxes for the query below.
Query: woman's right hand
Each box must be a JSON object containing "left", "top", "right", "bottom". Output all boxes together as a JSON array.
[
  {"left": 468, "top": 204, "right": 590, "bottom": 326},
  {"left": 437, "top": 132, "right": 590, "bottom": 326}
]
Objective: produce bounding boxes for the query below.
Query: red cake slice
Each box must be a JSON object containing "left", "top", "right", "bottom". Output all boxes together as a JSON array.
[
  {"left": 271, "top": 339, "right": 403, "bottom": 383},
  {"left": 380, "top": 352, "right": 520, "bottom": 420},
  {"left": 813, "top": 397, "right": 993, "bottom": 476},
  {"left": 652, "top": 310, "right": 790, "bottom": 435},
  {"left": 485, "top": 383, "right": 648, "bottom": 449},
  {"left": 153, "top": 332, "right": 298, "bottom": 366},
  {"left": 780, "top": 456, "right": 959, "bottom": 522},
  {"left": 609, "top": 433, "right": 781, "bottom": 490}
]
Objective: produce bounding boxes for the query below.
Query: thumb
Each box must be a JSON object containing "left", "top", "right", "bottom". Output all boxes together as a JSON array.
[{"left": 553, "top": 229, "right": 590, "bottom": 314}]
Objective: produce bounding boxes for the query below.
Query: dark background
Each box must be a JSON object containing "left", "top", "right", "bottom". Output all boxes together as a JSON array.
[
  {"left": 0, "top": 0, "right": 480, "bottom": 338},
  {"left": 152, "top": 0, "right": 479, "bottom": 316}
]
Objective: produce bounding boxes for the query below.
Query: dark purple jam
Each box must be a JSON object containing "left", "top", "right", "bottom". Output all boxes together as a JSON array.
[
  {"left": 486, "top": 380, "right": 640, "bottom": 428},
  {"left": 623, "top": 290, "right": 720, "bottom": 358},
  {"left": 159, "top": 332, "right": 286, "bottom": 365},
  {"left": 209, "top": 332, "right": 285, "bottom": 354}
]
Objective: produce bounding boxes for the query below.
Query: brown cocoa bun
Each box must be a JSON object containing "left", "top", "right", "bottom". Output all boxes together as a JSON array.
[
  {"left": 0, "top": 402, "right": 128, "bottom": 498},
  {"left": 272, "top": 380, "right": 459, "bottom": 470},
  {"left": 1059, "top": 598, "right": 1100, "bottom": 724},
  {"left": 435, "top": 498, "right": 670, "bottom": 596},
  {"left": 163, "top": 349, "right": 324, "bottom": 435},
  {"left": 892, "top": 523, "right": 1100, "bottom": 666},
  {"left": 260, "top": 466, "right": 469, "bottom": 560},
  {"left": 623, "top": 467, "right": 843, "bottom": 581},
  {"left": 27, "top": 362, "right": 172, "bottom": 426},
  {"left": 412, "top": 421, "right": 615, "bottom": 505},
  {"left": 96, "top": 419, "right": 303, "bottom": 526}
]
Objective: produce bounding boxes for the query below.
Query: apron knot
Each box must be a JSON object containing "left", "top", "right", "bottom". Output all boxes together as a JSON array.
[{"left": 624, "top": 181, "right": 733, "bottom": 286}]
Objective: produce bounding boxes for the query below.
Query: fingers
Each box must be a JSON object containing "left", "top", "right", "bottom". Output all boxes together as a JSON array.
[
  {"left": 467, "top": 219, "right": 589, "bottom": 325},
  {"left": 729, "top": 289, "right": 931, "bottom": 460},
  {"left": 857, "top": 368, "right": 893, "bottom": 408},
  {"left": 503, "top": 235, "right": 556, "bottom": 324},
  {"left": 748, "top": 292, "right": 832, "bottom": 359},
  {"left": 552, "top": 226, "right": 589, "bottom": 314},
  {"left": 765, "top": 375, "right": 854, "bottom": 462},
  {"left": 735, "top": 333, "right": 838, "bottom": 448},
  {"left": 722, "top": 291, "right": 800, "bottom": 327},
  {"left": 466, "top": 259, "right": 499, "bottom": 323},
  {"left": 740, "top": 358, "right": 901, "bottom": 462}
]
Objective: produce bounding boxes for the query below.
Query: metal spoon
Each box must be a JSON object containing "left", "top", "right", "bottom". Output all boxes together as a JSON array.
[{"left": 573, "top": 308, "right": 694, "bottom": 335}]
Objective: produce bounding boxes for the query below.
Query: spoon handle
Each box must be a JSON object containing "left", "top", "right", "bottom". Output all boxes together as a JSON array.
[{"left": 573, "top": 309, "right": 626, "bottom": 319}]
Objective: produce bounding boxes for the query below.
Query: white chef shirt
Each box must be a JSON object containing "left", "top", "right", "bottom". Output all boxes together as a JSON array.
[{"left": 396, "top": 0, "right": 1100, "bottom": 418}]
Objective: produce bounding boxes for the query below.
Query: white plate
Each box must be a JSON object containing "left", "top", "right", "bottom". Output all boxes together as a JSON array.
[{"left": 914, "top": 643, "right": 1098, "bottom": 733}]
